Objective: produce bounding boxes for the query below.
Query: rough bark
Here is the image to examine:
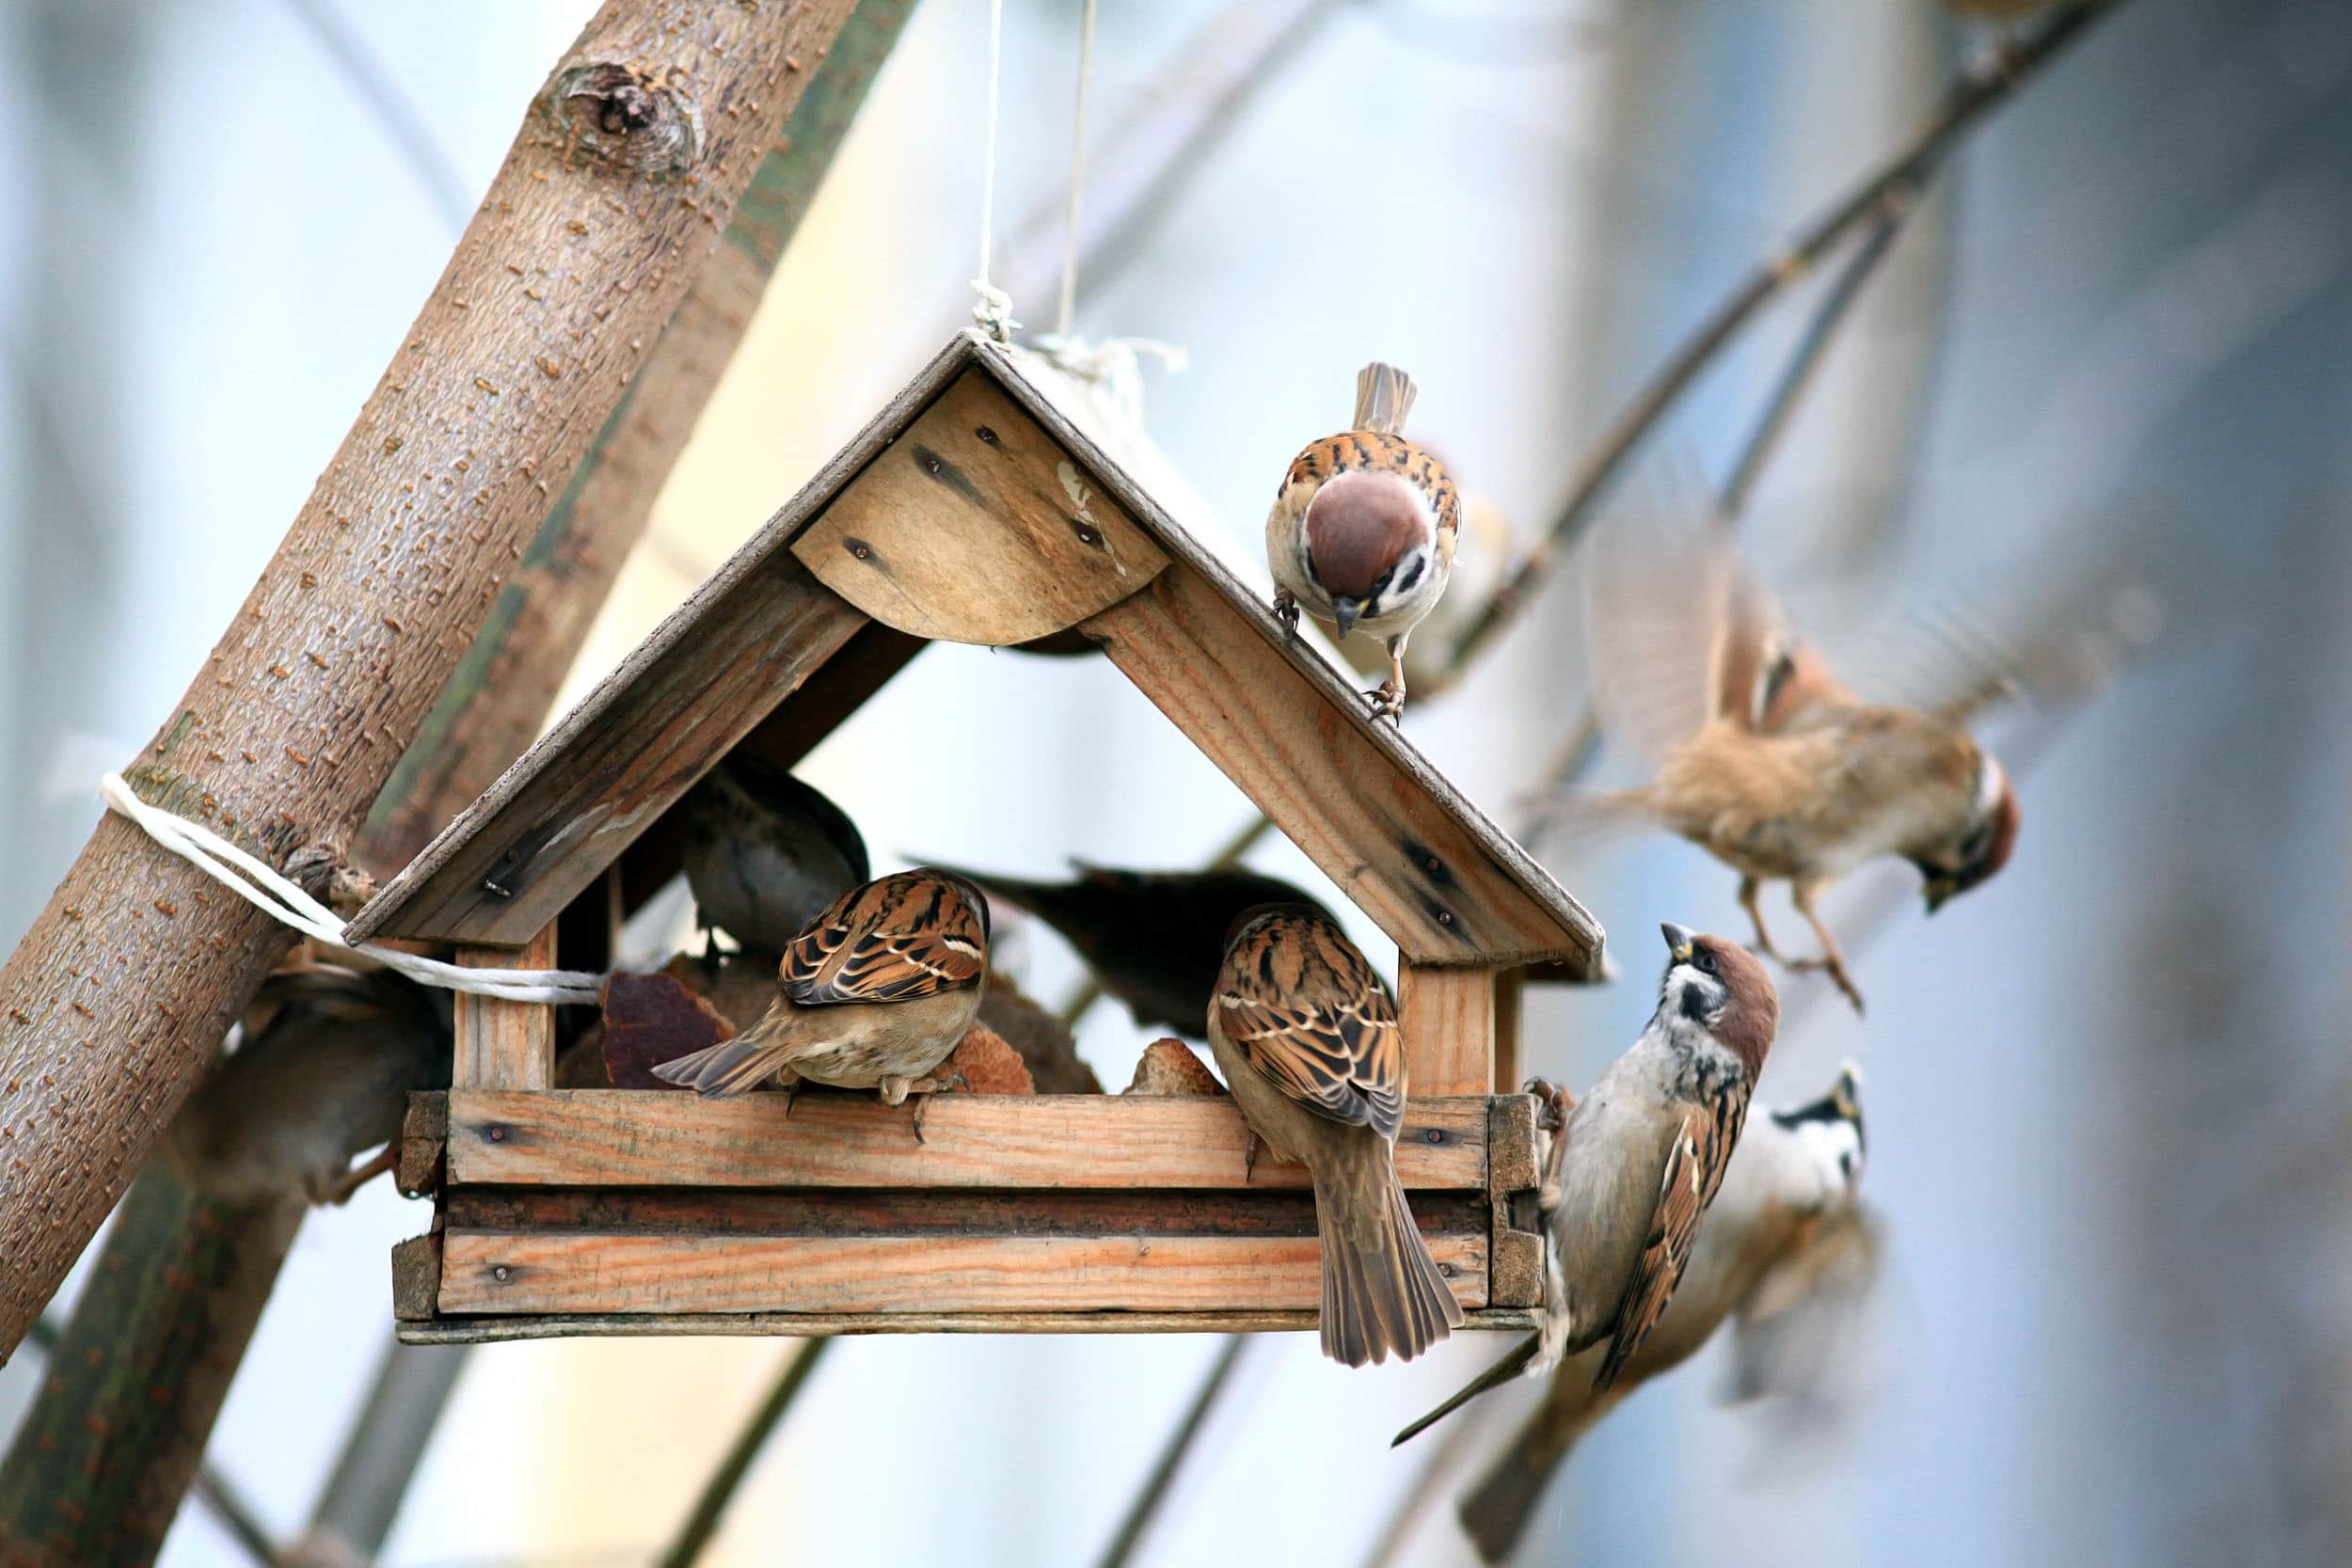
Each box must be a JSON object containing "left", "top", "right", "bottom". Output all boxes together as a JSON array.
[{"left": 0, "top": 0, "right": 865, "bottom": 1362}]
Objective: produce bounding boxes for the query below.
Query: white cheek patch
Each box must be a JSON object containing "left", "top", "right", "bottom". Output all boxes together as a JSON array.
[{"left": 1977, "top": 755, "right": 2008, "bottom": 816}]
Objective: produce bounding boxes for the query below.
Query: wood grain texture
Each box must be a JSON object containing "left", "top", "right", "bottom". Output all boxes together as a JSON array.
[
  {"left": 1395, "top": 960, "right": 1497, "bottom": 1096},
  {"left": 793, "top": 370, "right": 1168, "bottom": 644},
  {"left": 355, "top": 552, "right": 867, "bottom": 945},
  {"left": 398, "top": 1307, "right": 1543, "bottom": 1343},
  {"left": 391, "top": 1234, "right": 446, "bottom": 1324},
  {"left": 453, "top": 933, "right": 556, "bottom": 1088},
  {"left": 438, "top": 1231, "right": 1489, "bottom": 1316},
  {"left": 0, "top": 0, "right": 867, "bottom": 1357},
  {"left": 1486, "top": 1094, "right": 1546, "bottom": 1309},
  {"left": 362, "top": 0, "right": 922, "bottom": 872},
  {"left": 443, "top": 1090, "right": 1493, "bottom": 1191},
  {"left": 1493, "top": 966, "right": 1524, "bottom": 1095},
  {"left": 399, "top": 1091, "right": 450, "bottom": 1198}
]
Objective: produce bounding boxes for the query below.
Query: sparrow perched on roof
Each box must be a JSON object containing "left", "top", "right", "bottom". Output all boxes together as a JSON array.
[
  {"left": 1266, "top": 361, "right": 1462, "bottom": 720},
  {"left": 165, "top": 963, "right": 453, "bottom": 1205},
  {"left": 929, "top": 861, "right": 1329, "bottom": 1038},
  {"left": 1433, "top": 1063, "right": 1873, "bottom": 1563},
  {"left": 1394, "top": 924, "right": 1777, "bottom": 1430},
  {"left": 1335, "top": 453, "right": 1512, "bottom": 701},
  {"left": 679, "top": 756, "right": 869, "bottom": 956},
  {"left": 652, "top": 869, "right": 989, "bottom": 1110},
  {"left": 1576, "top": 503, "right": 2022, "bottom": 1013},
  {"left": 1207, "top": 905, "right": 1465, "bottom": 1366}
]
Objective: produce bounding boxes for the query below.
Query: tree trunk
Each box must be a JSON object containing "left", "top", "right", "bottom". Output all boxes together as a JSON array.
[{"left": 0, "top": 0, "right": 865, "bottom": 1362}]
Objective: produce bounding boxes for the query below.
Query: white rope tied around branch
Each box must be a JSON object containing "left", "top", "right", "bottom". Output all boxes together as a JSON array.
[{"left": 99, "top": 773, "right": 605, "bottom": 1006}]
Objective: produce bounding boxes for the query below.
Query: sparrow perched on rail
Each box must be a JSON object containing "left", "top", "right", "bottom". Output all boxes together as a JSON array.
[
  {"left": 1577, "top": 504, "right": 2022, "bottom": 1012},
  {"left": 929, "top": 861, "right": 1329, "bottom": 1038},
  {"left": 165, "top": 963, "right": 453, "bottom": 1205},
  {"left": 1266, "top": 361, "right": 1462, "bottom": 720},
  {"left": 679, "top": 756, "right": 869, "bottom": 956},
  {"left": 1394, "top": 924, "right": 1776, "bottom": 1430},
  {"left": 1207, "top": 905, "right": 1465, "bottom": 1366},
  {"left": 1430, "top": 1062, "right": 1873, "bottom": 1563},
  {"left": 652, "top": 868, "right": 989, "bottom": 1109}
]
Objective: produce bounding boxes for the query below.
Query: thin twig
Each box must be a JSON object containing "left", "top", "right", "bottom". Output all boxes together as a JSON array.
[
  {"left": 22, "top": 1315, "right": 284, "bottom": 1568},
  {"left": 655, "top": 1338, "right": 834, "bottom": 1568},
  {"left": 277, "top": 0, "right": 471, "bottom": 233},
  {"left": 1092, "top": 1336, "right": 1252, "bottom": 1568},
  {"left": 1438, "top": 0, "right": 2130, "bottom": 675}
]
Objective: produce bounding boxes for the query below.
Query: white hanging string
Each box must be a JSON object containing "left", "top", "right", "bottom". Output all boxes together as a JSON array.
[
  {"left": 1055, "top": 0, "right": 1098, "bottom": 341},
  {"left": 99, "top": 773, "right": 605, "bottom": 1006},
  {"left": 969, "top": 0, "right": 1016, "bottom": 340}
]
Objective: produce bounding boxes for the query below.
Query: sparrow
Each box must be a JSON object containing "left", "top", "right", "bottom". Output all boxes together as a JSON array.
[
  {"left": 1578, "top": 503, "right": 2021, "bottom": 1012},
  {"left": 930, "top": 860, "right": 1329, "bottom": 1038},
  {"left": 1335, "top": 454, "right": 1512, "bottom": 701},
  {"left": 1433, "top": 1063, "right": 1872, "bottom": 1563},
  {"left": 1265, "top": 360, "right": 1462, "bottom": 720},
  {"left": 679, "top": 756, "right": 869, "bottom": 957},
  {"left": 1393, "top": 923, "right": 1778, "bottom": 1435},
  {"left": 165, "top": 963, "right": 453, "bottom": 1206},
  {"left": 1207, "top": 905, "right": 1464, "bottom": 1366},
  {"left": 652, "top": 868, "right": 989, "bottom": 1112}
]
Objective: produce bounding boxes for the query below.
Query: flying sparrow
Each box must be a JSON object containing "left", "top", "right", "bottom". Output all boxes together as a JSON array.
[
  {"left": 1207, "top": 905, "right": 1465, "bottom": 1366},
  {"left": 679, "top": 756, "right": 869, "bottom": 957},
  {"left": 1266, "top": 361, "right": 1462, "bottom": 720},
  {"left": 166, "top": 963, "right": 453, "bottom": 1206},
  {"left": 1436, "top": 1062, "right": 1871, "bottom": 1563},
  {"left": 1577, "top": 505, "right": 2021, "bottom": 1012},
  {"left": 1393, "top": 923, "right": 1777, "bottom": 1436},
  {"left": 930, "top": 861, "right": 1329, "bottom": 1038},
  {"left": 652, "top": 869, "right": 989, "bottom": 1114}
]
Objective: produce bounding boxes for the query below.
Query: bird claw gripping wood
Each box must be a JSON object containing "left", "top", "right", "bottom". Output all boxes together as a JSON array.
[
  {"left": 1527, "top": 1076, "right": 1577, "bottom": 1213},
  {"left": 1272, "top": 590, "right": 1301, "bottom": 641}
]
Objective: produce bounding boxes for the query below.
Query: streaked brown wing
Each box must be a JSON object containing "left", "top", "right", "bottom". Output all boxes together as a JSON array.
[
  {"left": 1216, "top": 914, "right": 1405, "bottom": 1140},
  {"left": 1593, "top": 1084, "right": 1752, "bottom": 1391},
  {"left": 780, "top": 872, "right": 986, "bottom": 1007}
]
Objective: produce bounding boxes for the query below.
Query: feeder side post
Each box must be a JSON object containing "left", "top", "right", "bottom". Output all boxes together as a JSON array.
[
  {"left": 453, "top": 928, "right": 559, "bottom": 1089},
  {"left": 1394, "top": 958, "right": 1497, "bottom": 1097}
]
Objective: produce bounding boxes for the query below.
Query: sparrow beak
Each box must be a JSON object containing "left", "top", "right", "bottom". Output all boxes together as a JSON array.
[
  {"left": 1331, "top": 596, "right": 1363, "bottom": 638},
  {"left": 1922, "top": 881, "right": 1952, "bottom": 916},
  {"left": 1660, "top": 922, "right": 1696, "bottom": 963}
]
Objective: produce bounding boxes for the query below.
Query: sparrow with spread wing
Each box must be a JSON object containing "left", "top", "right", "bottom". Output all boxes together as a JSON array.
[
  {"left": 1579, "top": 500, "right": 2022, "bottom": 1012},
  {"left": 928, "top": 861, "right": 1331, "bottom": 1038},
  {"left": 679, "top": 756, "right": 869, "bottom": 957},
  {"left": 1439, "top": 1062, "right": 1873, "bottom": 1564},
  {"left": 653, "top": 869, "right": 988, "bottom": 1111},
  {"left": 1207, "top": 905, "right": 1465, "bottom": 1366},
  {"left": 1395, "top": 924, "right": 1778, "bottom": 1439},
  {"left": 1266, "top": 361, "right": 1462, "bottom": 720}
]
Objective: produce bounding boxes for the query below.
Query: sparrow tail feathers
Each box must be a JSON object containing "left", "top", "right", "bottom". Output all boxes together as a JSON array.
[
  {"left": 1457, "top": 1395, "right": 1602, "bottom": 1566},
  {"left": 649, "top": 1019, "right": 793, "bottom": 1099},
  {"left": 1391, "top": 1334, "right": 1540, "bottom": 1447},
  {"left": 1352, "top": 361, "right": 1418, "bottom": 436},
  {"left": 1316, "top": 1144, "right": 1462, "bottom": 1367}
]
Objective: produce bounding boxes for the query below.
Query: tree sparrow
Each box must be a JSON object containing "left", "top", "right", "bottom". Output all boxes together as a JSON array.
[
  {"left": 1395, "top": 923, "right": 1778, "bottom": 1438},
  {"left": 1579, "top": 505, "right": 2021, "bottom": 1012},
  {"left": 1438, "top": 1063, "right": 1872, "bottom": 1563},
  {"left": 652, "top": 869, "right": 989, "bottom": 1110},
  {"left": 165, "top": 964, "right": 453, "bottom": 1205},
  {"left": 930, "top": 861, "right": 1330, "bottom": 1039},
  {"left": 679, "top": 756, "right": 869, "bottom": 957},
  {"left": 1266, "top": 361, "right": 1461, "bottom": 720},
  {"left": 1208, "top": 905, "right": 1466, "bottom": 1365}
]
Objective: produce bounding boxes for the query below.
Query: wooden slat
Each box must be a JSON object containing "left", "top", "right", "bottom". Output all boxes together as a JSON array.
[
  {"left": 444, "top": 1090, "right": 1492, "bottom": 1191},
  {"left": 1394, "top": 959, "right": 1496, "bottom": 1096},
  {"left": 1493, "top": 966, "right": 1524, "bottom": 1094},
  {"left": 437, "top": 1231, "right": 1489, "bottom": 1316},
  {"left": 1486, "top": 1094, "right": 1546, "bottom": 1309},
  {"left": 397, "top": 1307, "right": 1544, "bottom": 1343},
  {"left": 453, "top": 933, "right": 556, "bottom": 1088},
  {"left": 1083, "top": 565, "right": 1586, "bottom": 967},
  {"left": 792, "top": 370, "right": 1168, "bottom": 645},
  {"left": 398, "top": 1091, "right": 450, "bottom": 1197}
]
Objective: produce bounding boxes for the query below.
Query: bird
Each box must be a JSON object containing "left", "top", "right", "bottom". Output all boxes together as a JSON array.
[
  {"left": 1393, "top": 922, "right": 1778, "bottom": 1439},
  {"left": 165, "top": 962, "right": 453, "bottom": 1206},
  {"left": 1206, "top": 904, "right": 1464, "bottom": 1366},
  {"left": 651, "top": 868, "right": 989, "bottom": 1114},
  {"left": 1265, "top": 360, "right": 1462, "bottom": 720},
  {"left": 926, "top": 861, "right": 1330, "bottom": 1038},
  {"left": 678, "top": 756, "right": 869, "bottom": 956},
  {"left": 1436, "top": 1062, "right": 1873, "bottom": 1564},
  {"left": 1334, "top": 452, "right": 1513, "bottom": 701},
  {"left": 1575, "top": 500, "right": 2022, "bottom": 1012}
]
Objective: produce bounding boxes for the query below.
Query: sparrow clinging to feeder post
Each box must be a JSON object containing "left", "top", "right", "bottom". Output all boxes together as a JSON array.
[{"left": 1266, "top": 361, "right": 1462, "bottom": 721}]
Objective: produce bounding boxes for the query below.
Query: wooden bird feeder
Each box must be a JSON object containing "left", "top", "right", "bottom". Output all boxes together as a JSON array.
[{"left": 360, "top": 332, "right": 1606, "bottom": 1344}]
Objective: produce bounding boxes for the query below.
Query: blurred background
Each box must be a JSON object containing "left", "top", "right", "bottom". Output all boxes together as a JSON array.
[{"left": 2, "top": 0, "right": 2347, "bottom": 1564}]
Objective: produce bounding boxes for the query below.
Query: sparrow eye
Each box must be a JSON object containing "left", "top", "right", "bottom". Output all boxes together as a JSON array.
[{"left": 1693, "top": 951, "right": 1720, "bottom": 975}]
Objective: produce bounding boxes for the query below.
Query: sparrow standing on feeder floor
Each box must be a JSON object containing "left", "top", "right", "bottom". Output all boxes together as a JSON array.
[
  {"left": 1266, "top": 361, "right": 1461, "bottom": 720},
  {"left": 679, "top": 756, "right": 869, "bottom": 957},
  {"left": 1207, "top": 905, "right": 1465, "bottom": 1366},
  {"left": 653, "top": 869, "right": 989, "bottom": 1123},
  {"left": 1575, "top": 500, "right": 2022, "bottom": 1012}
]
